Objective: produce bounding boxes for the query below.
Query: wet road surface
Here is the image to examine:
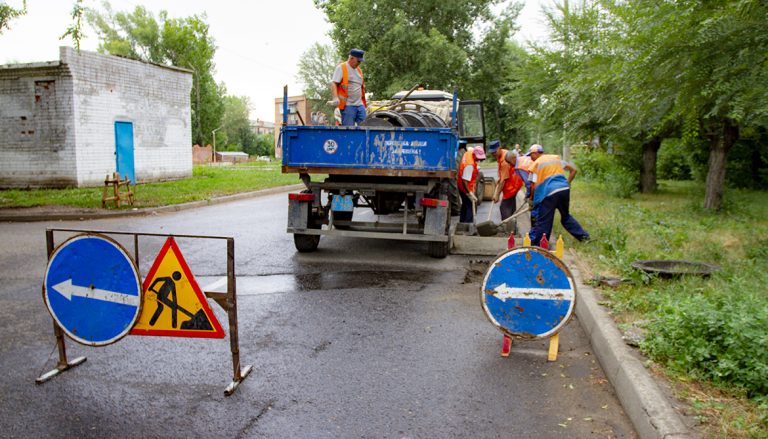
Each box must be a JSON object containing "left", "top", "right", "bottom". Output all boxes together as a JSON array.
[{"left": 0, "top": 191, "right": 635, "bottom": 438}]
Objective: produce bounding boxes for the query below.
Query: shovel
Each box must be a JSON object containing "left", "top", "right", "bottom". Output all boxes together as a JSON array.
[
  {"left": 476, "top": 199, "right": 497, "bottom": 236},
  {"left": 477, "top": 201, "right": 530, "bottom": 237}
]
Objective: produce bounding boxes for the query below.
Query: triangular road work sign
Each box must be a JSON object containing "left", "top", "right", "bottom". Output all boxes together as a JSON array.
[{"left": 131, "top": 237, "right": 224, "bottom": 338}]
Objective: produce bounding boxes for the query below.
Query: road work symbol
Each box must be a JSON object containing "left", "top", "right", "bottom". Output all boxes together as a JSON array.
[
  {"left": 131, "top": 237, "right": 224, "bottom": 338},
  {"left": 44, "top": 234, "right": 142, "bottom": 346}
]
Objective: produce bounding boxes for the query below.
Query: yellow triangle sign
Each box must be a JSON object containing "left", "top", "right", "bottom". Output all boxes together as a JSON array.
[{"left": 131, "top": 237, "right": 224, "bottom": 338}]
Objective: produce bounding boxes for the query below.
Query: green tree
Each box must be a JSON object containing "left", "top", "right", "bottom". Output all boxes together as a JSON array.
[
  {"left": 85, "top": 3, "right": 224, "bottom": 146},
  {"left": 221, "top": 95, "right": 256, "bottom": 153},
  {"left": 297, "top": 42, "right": 338, "bottom": 118},
  {"left": 603, "top": 0, "right": 768, "bottom": 208},
  {"left": 0, "top": 0, "right": 26, "bottom": 34},
  {"left": 315, "top": 0, "right": 534, "bottom": 141},
  {"left": 252, "top": 133, "right": 275, "bottom": 157}
]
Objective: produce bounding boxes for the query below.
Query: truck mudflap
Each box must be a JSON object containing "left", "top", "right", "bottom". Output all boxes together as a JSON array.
[
  {"left": 287, "top": 192, "right": 314, "bottom": 230},
  {"left": 420, "top": 198, "right": 449, "bottom": 236}
]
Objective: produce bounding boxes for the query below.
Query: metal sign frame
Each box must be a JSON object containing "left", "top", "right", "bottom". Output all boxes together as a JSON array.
[
  {"left": 481, "top": 246, "right": 577, "bottom": 361},
  {"left": 36, "top": 228, "right": 252, "bottom": 396}
]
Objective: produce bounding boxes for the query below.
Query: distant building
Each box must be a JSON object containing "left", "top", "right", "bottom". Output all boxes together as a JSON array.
[
  {"left": 192, "top": 144, "right": 212, "bottom": 164},
  {"left": 215, "top": 151, "right": 249, "bottom": 163},
  {"left": 250, "top": 119, "right": 274, "bottom": 136},
  {"left": 0, "top": 47, "right": 192, "bottom": 188},
  {"left": 274, "top": 95, "right": 314, "bottom": 160}
]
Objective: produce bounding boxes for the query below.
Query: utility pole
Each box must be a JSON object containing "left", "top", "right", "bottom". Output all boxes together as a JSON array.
[{"left": 212, "top": 126, "right": 222, "bottom": 163}]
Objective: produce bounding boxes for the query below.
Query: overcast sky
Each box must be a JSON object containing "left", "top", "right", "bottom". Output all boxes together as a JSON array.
[{"left": 1, "top": 0, "right": 550, "bottom": 122}]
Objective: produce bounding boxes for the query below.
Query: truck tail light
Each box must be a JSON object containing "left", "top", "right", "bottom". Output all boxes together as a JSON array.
[
  {"left": 420, "top": 198, "right": 447, "bottom": 208},
  {"left": 288, "top": 193, "right": 315, "bottom": 202}
]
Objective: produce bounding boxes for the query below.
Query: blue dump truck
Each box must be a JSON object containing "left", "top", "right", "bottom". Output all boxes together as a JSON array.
[{"left": 281, "top": 88, "right": 486, "bottom": 258}]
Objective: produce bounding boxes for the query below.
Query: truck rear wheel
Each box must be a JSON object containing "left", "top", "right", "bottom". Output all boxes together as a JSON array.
[
  {"left": 294, "top": 233, "right": 320, "bottom": 252},
  {"left": 294, "top": 191, "right": 321, "bottom": 253},
  {"left": 427, "top": 240, "right": 449, "bottom": 258}
]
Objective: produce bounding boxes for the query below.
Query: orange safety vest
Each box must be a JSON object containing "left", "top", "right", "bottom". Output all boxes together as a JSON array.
[
  {"left": 531, "top": 154, "right": 567, "bottom": 187},
  {"left": 516, "top": 155, "right": 534, "bottom": 173},
  {"left": 498, "top": 160, "right": 523, "bottom": 199},
  {"left": 457, "top": 150, "right": 478, "bottom": 194},
  {"left": 337, "top": 62, "right": 367, "bottom": 110}
]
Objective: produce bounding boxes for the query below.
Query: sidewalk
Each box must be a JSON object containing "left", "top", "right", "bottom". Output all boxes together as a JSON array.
[
  {"left": 0, "top": 185, "right": 698, "bottom": 438},
  {"left": 0, "top": 184, "right": 304, "bottom": 222}
]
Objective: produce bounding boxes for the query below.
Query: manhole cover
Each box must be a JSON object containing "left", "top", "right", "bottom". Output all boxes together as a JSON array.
[{"left": 631, "top": 259, "right": 721, "bottom": 277}]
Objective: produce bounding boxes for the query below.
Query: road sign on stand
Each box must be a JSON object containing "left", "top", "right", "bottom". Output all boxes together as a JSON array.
[
  {"left": 131, "top": 237, "right": 224, "bottom": 338},
  {"left": 481, "top": 246, "right": 576, "bottom": 340},
  {"left": 43, "top": 234, "right": 142, "bottom": 346}
]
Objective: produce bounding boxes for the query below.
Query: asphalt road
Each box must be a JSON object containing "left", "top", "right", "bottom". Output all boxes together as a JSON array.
[{"left": 0, "top": 191, "right": 635, "bottom": 438}]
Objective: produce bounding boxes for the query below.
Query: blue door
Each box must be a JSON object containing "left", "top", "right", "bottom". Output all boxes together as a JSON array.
[{"left": 115, "top": 121, "right": 135, "bottom": 184}]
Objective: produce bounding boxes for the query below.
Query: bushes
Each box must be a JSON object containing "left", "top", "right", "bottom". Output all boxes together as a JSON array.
[
  {"left": 642, "top": 286, "right": 768, "bottom": 399},
  {"left": 657, "top": 139, "right": 692, "bottom": 180},
  {"left": 604, "top": 169, "right": 638, "bottom": 198},
  {"left": 573, "top": 148, "right": 638, "bottom": 198}
]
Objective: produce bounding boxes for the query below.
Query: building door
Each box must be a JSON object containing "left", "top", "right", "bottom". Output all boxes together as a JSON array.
[{"left": 114, "top": 121, "right": 135, "bottom": 184}]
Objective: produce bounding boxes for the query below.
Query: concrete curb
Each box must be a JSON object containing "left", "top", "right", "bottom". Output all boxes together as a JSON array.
[
  {"left": 566, "top": 256, "right": 695, "bottom": 439},
  {"left": 0, "top": 184, "right": 304, "bottom": 222}
]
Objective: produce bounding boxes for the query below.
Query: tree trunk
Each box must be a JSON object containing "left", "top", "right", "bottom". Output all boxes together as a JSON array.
[
  {"left": 703, "top": 120, "right": 739, "bottom": 210},
  {"left": 640, "top": 137, "right": 661, "bottom": 193}
]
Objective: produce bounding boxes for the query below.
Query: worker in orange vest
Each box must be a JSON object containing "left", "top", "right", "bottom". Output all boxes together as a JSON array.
[
  {"left": 457, "top": 146, "right": 486, "bottom": 223},
  {"left": 329, "top": 48, "right": 367, "bottom": 126},
  {"left": 526, "top": 144, "right": 590, "bottom": 245},
  {"left": 489, "top": 140, "right": 524, "bottom": 221}
]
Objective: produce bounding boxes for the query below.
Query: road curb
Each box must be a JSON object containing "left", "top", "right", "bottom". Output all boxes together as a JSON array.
[
  {"left": 566, "top": 256, "right": 696, "bottom": 439},
  {"left": 0, "top": 184, "right": 304, "bottom": 223}
]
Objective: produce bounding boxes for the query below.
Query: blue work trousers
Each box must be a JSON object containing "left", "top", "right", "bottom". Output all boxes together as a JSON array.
[
  {"left": 528, "top": 189, "right": 589, "bottom": 246},
  {"left": 499, "top": 196, "right": 517, "bottom": 221},
  {"left": 341, "top": 105, "right": 367, "bottom": 126},
  {"left": 459, "top": 191, "right": 474, "bottom": 223}
]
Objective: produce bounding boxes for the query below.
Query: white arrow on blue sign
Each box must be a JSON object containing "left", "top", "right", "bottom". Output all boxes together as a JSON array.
[
  {"left": 43, "top": 234, "right": 142, "bottom": 346},
  {"left": 480, "top": 247, "right": 576, "bottom": 339}
]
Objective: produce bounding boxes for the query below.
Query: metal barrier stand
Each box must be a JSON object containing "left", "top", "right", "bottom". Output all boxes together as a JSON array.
[
  {"left": 205, "top": 238, "right": 253, "bottom": 396},
  {"left": 37, "top": 228, "right": 253, "bottom": 396},
  {"left": 36, "top": 229, "right": 87, "bottom": 384}
]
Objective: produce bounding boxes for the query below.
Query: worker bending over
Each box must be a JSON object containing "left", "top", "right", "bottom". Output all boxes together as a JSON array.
[
  {"left": 526, "top": 144, "right": 590, "bottom": 246},
  {"left": 458, "top": 146, "right": 486, "bottom": 223},
  {"left": 489, "top": 140, "right": 524, "bottom": 221}
]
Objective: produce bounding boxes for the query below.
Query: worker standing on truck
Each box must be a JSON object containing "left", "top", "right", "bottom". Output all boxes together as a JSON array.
[
  {"left": 329, "top": 48, "right": 367, "bottom": 126},
  {"left": 489, "top": 140, "right": 524, "bottom": 221},
  {"left": 458, "top": 146, "right": 485, "bottom": 223},
  {"left": 526, "top": 144, "right": 590, "bottom": 246}
]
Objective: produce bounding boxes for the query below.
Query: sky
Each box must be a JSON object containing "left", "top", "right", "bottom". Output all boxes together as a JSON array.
[{"left": 1, "top": 0, "right": 550, "bottom": 122}]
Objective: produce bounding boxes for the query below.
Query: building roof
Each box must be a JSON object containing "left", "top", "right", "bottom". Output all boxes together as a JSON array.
[{"left": 216, "top": 151, "right": 249, "bottom": 156}]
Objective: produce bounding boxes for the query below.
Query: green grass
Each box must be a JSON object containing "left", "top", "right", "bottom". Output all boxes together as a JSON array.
[
  {"left": 561, "top": 179, "right": 768, "bottom": 437},
  {"left": 0, "top": 164, "right": 304, "bottom": 209}
]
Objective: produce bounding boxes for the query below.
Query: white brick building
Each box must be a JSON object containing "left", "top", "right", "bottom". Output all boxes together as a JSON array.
[{"left": 0, "top": 47, "right": 193, "bottom": 188}]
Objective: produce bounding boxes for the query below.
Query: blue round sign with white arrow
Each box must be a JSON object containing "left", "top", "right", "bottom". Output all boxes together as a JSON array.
[
  {"left": 481, "top": 247, "right": 576, "bottom": 339},
  {"left": 44, "top": 234, "right": 142, "bottom": 346}
]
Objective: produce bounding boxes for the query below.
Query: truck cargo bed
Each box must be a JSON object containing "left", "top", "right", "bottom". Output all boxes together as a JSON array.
[{"left": 281, "top": 125, "right": 457, "bottom": 178}]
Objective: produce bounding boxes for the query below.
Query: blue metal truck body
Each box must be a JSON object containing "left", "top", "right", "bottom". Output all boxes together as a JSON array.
[{"left": 281, "top": 125, "right": 458, "bottom": 176}]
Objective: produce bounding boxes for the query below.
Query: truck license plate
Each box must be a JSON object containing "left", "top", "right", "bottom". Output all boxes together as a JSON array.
[{"left": 331, "top": 195, "right": 354, "bottom": 212}]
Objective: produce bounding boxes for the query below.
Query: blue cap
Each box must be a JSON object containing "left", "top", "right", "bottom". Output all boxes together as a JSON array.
[
  {"left": 488, "top": 139, "right": 501, "bottom": 153},
  {"left": 349, "top": 48, "right": 365, "bottom": 61}
]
